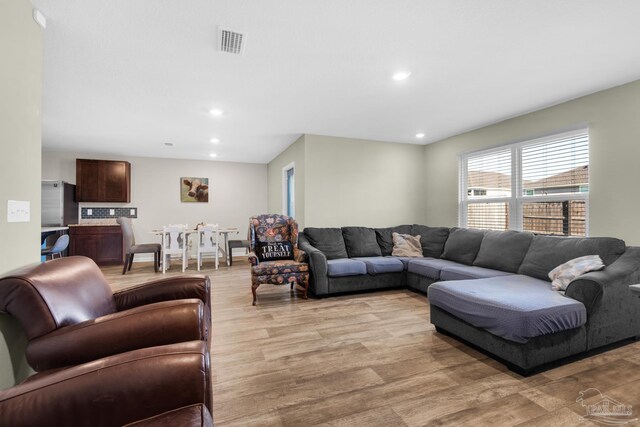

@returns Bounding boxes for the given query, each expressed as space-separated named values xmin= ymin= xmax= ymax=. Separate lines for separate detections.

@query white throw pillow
xmin=548 ymin=255 xmax=605 ymax=291
xmin=391 ymin=232 xmax=423 ymax=257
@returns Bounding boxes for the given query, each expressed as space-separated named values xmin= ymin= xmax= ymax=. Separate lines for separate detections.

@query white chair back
xmin=196 ymin=223 xmax=219 ymax=270
xmin=161 ymin=224 xmax=188 ymax=273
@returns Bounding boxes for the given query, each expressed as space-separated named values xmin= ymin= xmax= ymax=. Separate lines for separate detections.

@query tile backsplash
xmin=81 ymin=207 xmax=138 ymax=219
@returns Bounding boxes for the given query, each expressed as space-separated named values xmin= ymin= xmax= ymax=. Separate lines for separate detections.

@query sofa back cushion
xmin=303 ymin=228 xmax=349 ymax=260
xmin=441 ymin=227 xmax=486 ymax=265
xmin=518 ymin=235 xmax=626 ymax=281
xmin=375 ymin=225 xmax=412 ymax=256
xmin=411 ymin=225 xmax=450 ymax=258
xmin=473 ymin=230 xmax=534 ymax=273
xmin=342 ymin=227 xmax=382 ymax=258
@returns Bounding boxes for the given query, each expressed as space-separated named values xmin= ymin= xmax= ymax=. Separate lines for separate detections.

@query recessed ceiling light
xmin=415 ymin=133 xmax=425 ymax=138
xmin=210 ymin=138 xmax=220 ymax=144
xmin=393 ymin=71 xmax=411 ymax=81
xmin=209 ymin=109 xmax=224 ymax=116
xmin=164 ymin=142 xmax=174 ymax=147
xmin=209 ymin=153 xmax=218 ymax=158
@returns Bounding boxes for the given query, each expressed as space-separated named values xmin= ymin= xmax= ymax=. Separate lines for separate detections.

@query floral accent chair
xmin=248 ymin=214 xmax=309 ymax=306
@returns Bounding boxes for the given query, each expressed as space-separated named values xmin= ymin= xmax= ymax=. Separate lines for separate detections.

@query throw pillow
xmin=391 ymin=233 xmax=422 ymax=257
xmin=256 ymin=241 xmax=294 ymax=262
xmin=548 ymin=255 xmax=604 ymax=291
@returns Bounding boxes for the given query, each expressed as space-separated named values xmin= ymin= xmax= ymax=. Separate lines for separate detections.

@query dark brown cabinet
xmin=76 ymin=159 xmax=131 ymax=202
xmin=69 ymin=225 xmax=123 ymax=265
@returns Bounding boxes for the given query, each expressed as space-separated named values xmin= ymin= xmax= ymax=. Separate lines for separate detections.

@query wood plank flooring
xmin=102 ymin=259 xmax=640 ymax=426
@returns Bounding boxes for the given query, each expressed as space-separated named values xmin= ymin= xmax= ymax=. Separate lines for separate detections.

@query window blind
xmin=459 ymin=129 xmax=589 ymax=236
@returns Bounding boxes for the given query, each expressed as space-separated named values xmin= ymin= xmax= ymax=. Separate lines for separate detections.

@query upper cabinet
xmin=76 ymin=159 xmax=131 ymax=202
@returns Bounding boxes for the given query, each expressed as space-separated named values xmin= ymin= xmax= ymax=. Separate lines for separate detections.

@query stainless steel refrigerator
xmin=41 ymin=180 xmax=79 ymax=226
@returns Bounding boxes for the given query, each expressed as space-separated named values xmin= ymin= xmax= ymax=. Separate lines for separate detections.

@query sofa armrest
xmin=0 ymin=341 xmax=211 ymax=427
xmin=26 ymin=299 xmax=207 ymax=371
xmin=113 ymin=275 xmax=210 ymax=311
xmin=566 ymin=247 xmax=640 ymax=348
xmin=298 ymin=234 xmax=328 ymax=296
xmin=566 ymin=247 xmax=640 ymax=313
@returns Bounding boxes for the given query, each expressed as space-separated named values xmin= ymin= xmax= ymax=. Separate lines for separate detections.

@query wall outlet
xmin=130 ymin=208 xmax=136 ymax=216
xmin=87 ymin=209 xmax=92 ymax=216
xmin=109 ymin=209 xmax=115 ymax=216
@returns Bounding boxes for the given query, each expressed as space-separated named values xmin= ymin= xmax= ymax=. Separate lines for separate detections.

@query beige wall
xmin=303 ymin=135 xmax=425 ymax=228
xmin=423 ymin=79 xmax=640 ymax=245
xmin=42 ymin=151 xmax=268 ymax=258
xmin=0 ymin=0 xmax=43 ymax=388
xmin=267 ymin=135 xmax=306 ymax=227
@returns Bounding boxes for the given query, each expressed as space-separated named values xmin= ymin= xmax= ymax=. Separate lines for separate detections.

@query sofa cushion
xmin=473 ymin=230 xmax=533 ymax=273
xmin=342 ymin=227 xmax=382 ymax=258
xmin=439 ymin=265 xmax=514 ymax=281
xmin=391 ymin=233 xmax=422 ymax=257
xmin=411 ymin=225 xmax=450 ymax=258
xmin=518 ymin=235 xmax=626 ymax=281
xmin=326 ymin=259 xmax=367 ymax=277
xmin=353 ymin=257 xmax=404 ymax=275
xmin=390 ymin=256 xmax=422 ymax=269
xmin=375 ymin=225 xmax=412 ymax=256
xmin=303 ymin=228 xmax=349 ymax=260
xmin=407 ymin=258 xmax=462 ymax=280
xmin=441 ymin=228 xmax=486 ymax=265
xmin=428 ymin=275 xmax=587 ymax=343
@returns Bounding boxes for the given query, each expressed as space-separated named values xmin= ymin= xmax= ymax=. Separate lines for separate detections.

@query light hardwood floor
xmin=102 ymin=259 xmax=640 ymax=427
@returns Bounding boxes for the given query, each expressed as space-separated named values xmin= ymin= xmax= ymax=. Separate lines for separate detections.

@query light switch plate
xmin=87 ymin=209 xmax=93 ymax=216
xmin=109 ymin=209 xmax=115 ymax=216
xmin=130 ymin=208 xmax=136 ymax=215
xmin=7 ymin=200 xmax=30 ymax=223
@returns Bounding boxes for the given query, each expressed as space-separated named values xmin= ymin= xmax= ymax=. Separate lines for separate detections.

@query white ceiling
xmin=32 ymin=0 xmax=640 ymax=164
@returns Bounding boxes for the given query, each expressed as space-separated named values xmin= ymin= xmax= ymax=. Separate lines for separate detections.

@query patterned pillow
xmin=391 ymin=233 xmax=423 ymax=257
xmin=256 ymin=241 xmax=294 ymax=262
xmin=548 ymin=255 xmax=604 ymax=291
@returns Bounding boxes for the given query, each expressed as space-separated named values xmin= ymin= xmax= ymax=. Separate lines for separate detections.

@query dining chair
xmin=41 ymin=234 xmax=69 ymax=260
xmin=162 ymin=224 xmax=188 ymax=273
xmin=117 ymin=217 xmax=161 ymax=274
xmin=196 ymin=224 xmax=219 ymax=271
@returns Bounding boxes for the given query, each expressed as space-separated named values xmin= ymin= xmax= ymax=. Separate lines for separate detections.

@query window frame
xmin=459 ymin=128 xmax=589 ymax=235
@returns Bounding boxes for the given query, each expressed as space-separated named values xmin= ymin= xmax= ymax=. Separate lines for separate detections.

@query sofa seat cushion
xmin=406 ymin=258 xmax=462 ymax=280
xmin=439 ymin=265 xmax=514 ymax=281
xmin=427 ymin=275 xmax=587 ymax=343
xmin=251 ymin=260 xmax=309 ymax=276
xmin=326 ymin=259 xmax=368 ymax=277
xmin=389 ymin=256 xmax=423 ymax=269
xmin=353 ymin=257 xmax=404 ymax=275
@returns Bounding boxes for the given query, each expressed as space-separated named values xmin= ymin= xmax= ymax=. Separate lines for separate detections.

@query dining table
xmin=150 ymin=227 xmax=239 ymax=268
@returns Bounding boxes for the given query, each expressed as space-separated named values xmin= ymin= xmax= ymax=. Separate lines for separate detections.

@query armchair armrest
xmin=297 ymin=234 xmax=328 ymax=296
xmin=0 ymin=341 xmax=211 ymax=427
xmin=113 ymin=275 xmax=210 ymax=311
xmin=295 ymin=248 xmax=308 ymax=263
xmin=26 ymin=299 xmax=207 ymax=371
xmin=248 ymin=251 xmax=259 ymax=266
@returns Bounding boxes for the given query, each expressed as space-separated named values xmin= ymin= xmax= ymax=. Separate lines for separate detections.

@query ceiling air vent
xmin=218 ymin=27 xmax=245 ymax=55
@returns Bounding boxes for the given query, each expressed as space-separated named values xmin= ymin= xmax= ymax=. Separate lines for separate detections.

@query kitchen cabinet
xmin=76 ymin=159 xmax=131 ymax=202
xmin=69 ymin=225 xmax=123 ymax=265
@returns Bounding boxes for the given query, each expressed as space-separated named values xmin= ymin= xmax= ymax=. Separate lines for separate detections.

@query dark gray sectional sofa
xmin=298 ymin=225 xmax=640 ymax=374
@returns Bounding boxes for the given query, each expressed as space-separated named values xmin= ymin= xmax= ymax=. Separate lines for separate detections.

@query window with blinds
xmin=459 ymin=129 xmax=589 ymax=236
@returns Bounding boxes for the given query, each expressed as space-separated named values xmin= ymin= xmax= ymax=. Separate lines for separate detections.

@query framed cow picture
xmin=181 ymin=177 xmax=209 ymax=203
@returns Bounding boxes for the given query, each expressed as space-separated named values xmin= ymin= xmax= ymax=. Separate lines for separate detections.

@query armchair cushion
xmin=0 ymin=341 xmax=211 ymax=427
xmin=26 ymin=299 xmax=207 ymax=371
xmin=251 ymin=260 xmax=309 ymax=276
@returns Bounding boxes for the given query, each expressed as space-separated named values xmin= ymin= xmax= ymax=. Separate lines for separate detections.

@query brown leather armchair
xmin=0 ymin=341 xmax=213 ymax=427
xmin=0 ymin=256 xmax=211 ymax=371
